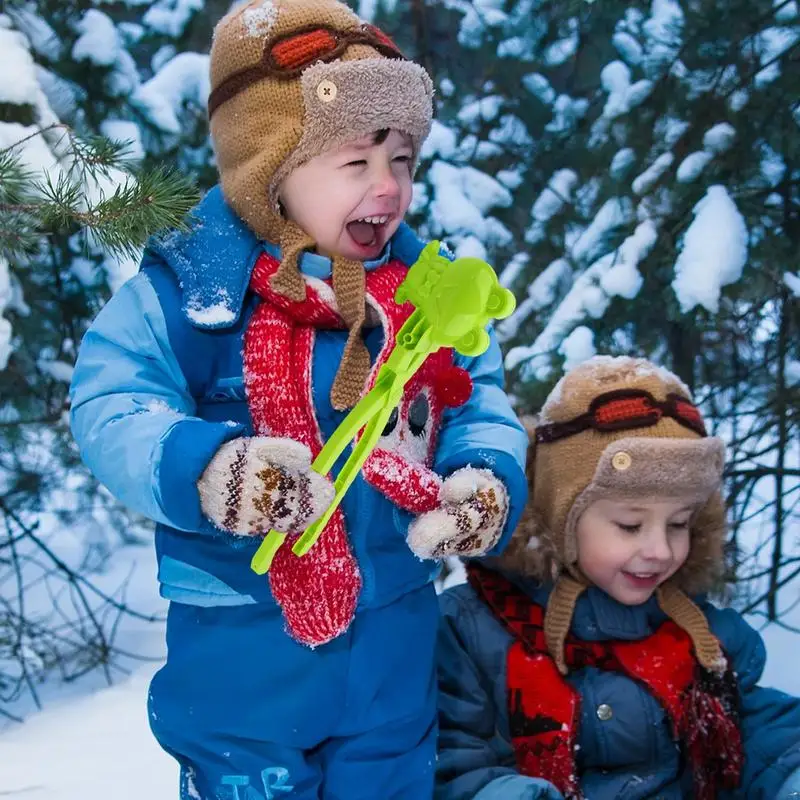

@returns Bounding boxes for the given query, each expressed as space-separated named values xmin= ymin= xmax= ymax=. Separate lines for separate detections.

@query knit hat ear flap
xmin=656 ymin=582 xmax=725 ymax=674
xmin=544 ymin=574 xmax=587 ymax=675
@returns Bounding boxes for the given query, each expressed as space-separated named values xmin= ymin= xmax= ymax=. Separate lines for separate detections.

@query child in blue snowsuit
xmin=436 ymin=356 xmax=800 ymax=800
xmin=68 ymin=1 xmax=527 ymax=798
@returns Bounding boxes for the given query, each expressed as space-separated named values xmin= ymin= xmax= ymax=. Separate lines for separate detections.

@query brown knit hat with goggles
xmin=498 ymin=356 xmax=729 ymax=675
xmin=208 ymin=0 xmax=434 ymax=409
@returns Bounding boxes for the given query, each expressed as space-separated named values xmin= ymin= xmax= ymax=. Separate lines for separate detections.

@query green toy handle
xmin=250 ymin=530 xmax=287 ymax=575
xmin=251 ymin=387 xmax=391 ymax=574
xmin=250 ymin=242 xmax=515 ymax=575
xmin=250 ymin=360 xmax=414 ymax=575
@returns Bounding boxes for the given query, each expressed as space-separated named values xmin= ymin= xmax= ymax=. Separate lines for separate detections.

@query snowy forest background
xmin=0 ymin=0 xmax=798 ymax=740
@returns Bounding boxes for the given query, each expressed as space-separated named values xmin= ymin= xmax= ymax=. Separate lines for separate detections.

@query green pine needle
xmin=66 ymin=132 xmax=138 ymax=182
xmin=75 ymin=167 xmax=200 ymax=256
xmin=0 ymin=125 xmax=200 ymax=260
xmin=0 ymin=151 xmax=35 ymax=206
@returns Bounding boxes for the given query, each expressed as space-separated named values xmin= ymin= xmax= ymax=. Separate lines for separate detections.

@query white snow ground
xmin=0 ymin=545 xmax=173 ymax=799
xmin=0 ymin=662 xmax=176 ymax=799
xmin=0 ymin=557 xmax=798 ymax=799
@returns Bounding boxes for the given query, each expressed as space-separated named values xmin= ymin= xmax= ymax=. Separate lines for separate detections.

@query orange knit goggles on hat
xmin=535 ymin=388 xmax=708 ymax=444
xmin=208 ymin=23 xmax=406 ymax=117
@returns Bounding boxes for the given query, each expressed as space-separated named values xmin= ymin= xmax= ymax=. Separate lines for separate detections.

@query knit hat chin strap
xmin=330 ymin=253 xmax=370 ymax=410
xmin=656 ymin=582 xmax=725 ymax=674
xmin=544 ymin=573 xmax=587 ymax=675
xmin=270 ymin=219 xmax=370 ymax=410
xmin=543 ymin=573 xmax=725 ymax=676
xmin=271 ymin=220 xmax=313 ymax=302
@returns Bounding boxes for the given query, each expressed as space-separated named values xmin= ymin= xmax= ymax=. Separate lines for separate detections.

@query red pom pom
xmin=435 ymin=366 xmax=473 ymax=408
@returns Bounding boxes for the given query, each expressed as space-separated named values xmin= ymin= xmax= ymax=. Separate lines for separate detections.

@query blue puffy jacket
xmin=69 ymin=186 xmax=528 ymax=611
xmin=436 ymin=570 xmax=800 ymax=799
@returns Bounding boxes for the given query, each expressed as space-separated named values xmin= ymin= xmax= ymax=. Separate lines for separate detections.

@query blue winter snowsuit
xmin=435 ymin=570 xmax=800 ymax=800
xmin=68 ymin=187 xmax=528 ymax=800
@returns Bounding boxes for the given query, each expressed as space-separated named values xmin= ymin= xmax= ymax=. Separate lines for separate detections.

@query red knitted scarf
xmin=468 ymin=564 xmax=743 ymax=800
xmin=244 ymin=252 xmax=471 ymax=646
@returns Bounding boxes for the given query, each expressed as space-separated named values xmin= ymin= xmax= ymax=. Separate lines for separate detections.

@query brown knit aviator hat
xmin=209 ymin=0 xmax=434 ymax=409
xmin=498 ymin=356 xmax=729 ymax=675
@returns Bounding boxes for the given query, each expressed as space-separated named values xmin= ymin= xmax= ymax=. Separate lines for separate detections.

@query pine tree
xmin=375 ymin=0 xmax=799 ymax=612
xmin=0 ymin=5 xmax=198 ymax=718
xmin=3 ymin=0 xmax=796 ymax=714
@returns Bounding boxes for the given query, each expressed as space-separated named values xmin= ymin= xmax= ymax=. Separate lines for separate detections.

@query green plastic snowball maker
xmin=250 ymin=241 xmax=516 ymax=575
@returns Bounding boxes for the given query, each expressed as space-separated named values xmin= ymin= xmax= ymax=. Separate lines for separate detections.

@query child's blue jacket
xmin=69 ymin=186 xmax=528 ymax=611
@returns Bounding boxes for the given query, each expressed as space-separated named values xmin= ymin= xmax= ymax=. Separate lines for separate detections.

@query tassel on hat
xmin=269 ymin=222 xmax=373 ymax=410
xmin=542 ymin=575 xmax=726 ymax=676
xmin=271 ymin=224 xmax=372 ymax=409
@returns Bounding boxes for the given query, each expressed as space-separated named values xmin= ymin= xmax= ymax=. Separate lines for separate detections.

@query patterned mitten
xmin=407 ymin=466 xmax=509 ymax=559
xmin=197 ymin=436 xmax=334 ymax=536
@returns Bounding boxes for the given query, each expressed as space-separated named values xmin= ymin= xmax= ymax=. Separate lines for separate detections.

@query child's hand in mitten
xmin=197 ymin=437 xmax=334 ymax=536
xmin=406 ymin=466 xmax=508 ymax=559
